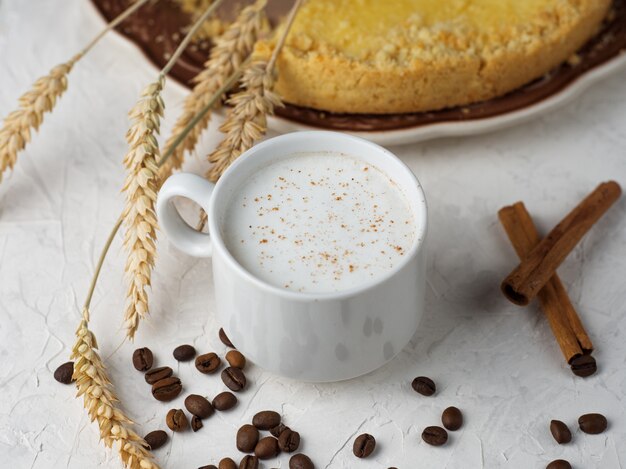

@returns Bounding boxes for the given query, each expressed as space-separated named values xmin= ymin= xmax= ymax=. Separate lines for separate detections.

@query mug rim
xmin=207 ymin=131 xmax=428 ymax=301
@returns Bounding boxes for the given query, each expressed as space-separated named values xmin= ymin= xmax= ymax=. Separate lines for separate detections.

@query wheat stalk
xmin=198 ymin=0 xmax=303 ymax=229
xmin=159 ymin=0 xmax=267 ymax=181
xmin=121 ymin=0 xmax=226 ymax=340
xmin=0 ymin=60 xmax=74 ymax=181
xmin=69 ymin=64 xmax=245 ymax=469
xmin=204 ymin=0 xmax=303 ymax=185
xmin=205 ymin=62 xmax=282 ymax=183
xmin=0 ymin=0 xmax=152 ymax=183
xmin=66 ymin=0 xmax=235 ymax=466
xmin=72 ymin=309 xmax=159 ymax=469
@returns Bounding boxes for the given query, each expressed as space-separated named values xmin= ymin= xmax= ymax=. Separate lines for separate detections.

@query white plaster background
xmin=1 ymin=1 xmax=625 ymax=468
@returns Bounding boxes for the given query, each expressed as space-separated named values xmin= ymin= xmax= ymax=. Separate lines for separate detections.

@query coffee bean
xmin=278 ymin=428 xmax=300 ymax=453
xmin=422 ymin=426 xmax=448 ymax=446
xmin=152 ymin=377 xmax=182 ymax=401
xmin=252 ymin=410 xmax=281 ymax=430
xmin=166 ymin=409 xmax=188 ymax=432
xmin=239 ymin=455 xmax=259 ymax=469
xmin=412 ymin=376 xmax=436 ymax=396
xmin=254 ymin=436 xmax=280 ymax=459
xmin=570 ymin=354 xmax=597 ymax=377
xmin=218 ymin=458 xmax=238 ymax=469
xmin=353 ymin=433 xmax=376 ymax=458
xmin=237 ymin=424 xmax=259 ymax=452
xmin=219 ymin=328 xmax=234 ymax=348
xmin=546 ymin=459 xmax=572 ymax=469
xmin=195 ymin=352 xmax=221 ymax=374
xmin=198 ymin=466 xmax=217 ymax=469
xmin=145 ymin=366 xmax=173 ymax=384
xmin=213 ymin=391 xmax=238 ymax=411
xmin=549 ymin=420 xmax=572 ymax=444
xmin=191 ymin=415 xmax=203 ymax=432
xmin=442 ymin=406 xmax=463 ymax=431
xmin=578 ymin=413 xmax=608 ymax=434
xmin=132 ymin=348 xmax=154 ymax=371
xmin=226 ymin=350 xmax=246 ymax=369
xmin=53 ymin=361 xmax=74 ymax=384
xmin=222 ymin=367 xmax=247 ymax=392
xmin=173 ymin=344 xmax=196 ymax=362
xmin=289 ymin=453 xmax=314 ymax=469
xmin=185 ymin=394 xmax=214 ymax=419
xmin=144 ymin=430 xmax=168 ymax=450
xmin=270 ymin=423 xmax=289 ymax=437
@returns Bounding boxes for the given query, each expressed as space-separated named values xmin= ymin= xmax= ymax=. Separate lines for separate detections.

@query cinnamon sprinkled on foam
xmin=222 ymin=152 xmax=416 ymax=293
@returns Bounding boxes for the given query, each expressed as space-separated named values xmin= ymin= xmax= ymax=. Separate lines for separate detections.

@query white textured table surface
xmin=1 ymin=1 xmax=625 ymax=468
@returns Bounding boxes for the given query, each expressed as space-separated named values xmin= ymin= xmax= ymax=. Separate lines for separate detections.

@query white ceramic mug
xmin=156 ymin=131 xmax=427 ymax=382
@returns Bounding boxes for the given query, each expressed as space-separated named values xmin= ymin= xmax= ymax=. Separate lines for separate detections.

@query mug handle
xmin=156 ymin=173 xmax=215 ymax=258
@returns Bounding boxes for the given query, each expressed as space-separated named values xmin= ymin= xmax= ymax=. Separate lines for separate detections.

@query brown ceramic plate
xmin=90 ymin=0 xmax=626 ymax=144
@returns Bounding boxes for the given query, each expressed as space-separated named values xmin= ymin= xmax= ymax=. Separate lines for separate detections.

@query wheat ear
xmin=205 ymin=0 xmax=303 ymax=184
xmin=122 ymin=0 xmax=225 ymax=340
xmin=0 ymin=60 xmax=74 ymax=181
xmin=121 ymin=76 xmax=164 ymax=340
xmin=204 ymin=62 xmax=282 ymax=183
xmin=159 ymin=0 xmax=267 ymax=181
xmin=0 ymin=0 xmax=152 ymax=183
xmin=72 ymin=309 xmax=159 ymax=469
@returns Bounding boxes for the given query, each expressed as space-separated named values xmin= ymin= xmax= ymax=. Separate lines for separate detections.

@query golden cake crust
xmin=256 ymin=0 xmax=612 ymax=114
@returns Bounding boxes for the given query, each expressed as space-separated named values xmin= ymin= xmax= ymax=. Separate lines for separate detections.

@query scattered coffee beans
xmin=289 ymin=453 xmax=314 ymax=469
xmin=166 ymin=409 xmax=188 ymax=432
xmin=412 ymin=376 xmax=436 ymax=396
xmin=173 ymin=344 xmax=196 ymax=362
xmin=213 ymin=391 xmax=238 ymax=411
xmin=254 ymin=436 xmax=280 ymax=459
xmin=195 ymin=352 xmax=222 ymax=374
xmin=252 ymin=410 xmax=281 ymax=430
xmin=185 ymin=394 xmax=214 ymax=419
xmin=353 ymin=433 xmax=376 ymax=458
xmin=270 ymin=423 xmax=288 ymax=437
xmin=549 ymin=420 xmax=572 ymax=444
xmin=546 ymin=459 xmax=572 ymax=469
xmin=442 ymin=406 xmax=463 ymax=431
xmin=53 ymin=361 xmax=74 ymax=384
xmin=198 ymin=465 xmax=217 ymax=469
xmin=278 ymin=428 xmax=300 ymax=453
xmin=152 ymin=377 xmax=183 ymax=401
xmin=191 ymin=415 xmax=203 ymax=432
xmin=222 ymin=367 xmax=247 ymax=392
xmin=226 ymin=350 xmax=246 ymax=369
xmin=422 ymin=426 xmax=448 ymax=446
xmin=132 ymin=348 xmax=154 ymax=371
xmin=570 ymin=354 xmax=597 ymax=377
xmin=218 ymin=458 xmax=237 ymax=469
xmin=239 ymin=455 xmax=259 ymax=469
xmin=578 ymin=413 xmax=607 ymax=434
xmin=145 ymin=366 xmax=173 ymax=385
xmin=237 ymin=424 xmax=260 ymax=453
xmin=144 ymin=430 xmax=168 ymax=450
xmin=219 ymin=328 xmax=234 ymax=348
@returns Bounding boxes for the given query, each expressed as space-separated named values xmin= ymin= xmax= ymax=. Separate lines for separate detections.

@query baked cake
xmin=256 ymin=0 xmax=612 ymax=114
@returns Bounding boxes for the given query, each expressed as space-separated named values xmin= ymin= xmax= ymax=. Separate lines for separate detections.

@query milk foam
xmin=222 ymin=152 xmax=416 ymax=293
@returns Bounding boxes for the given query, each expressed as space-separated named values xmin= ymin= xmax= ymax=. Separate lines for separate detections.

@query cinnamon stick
xmin=501 ymin=181 xmax=621 ymax=306
xmin=499 ymin=202 xmax=593 ymax=365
